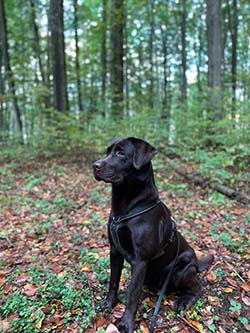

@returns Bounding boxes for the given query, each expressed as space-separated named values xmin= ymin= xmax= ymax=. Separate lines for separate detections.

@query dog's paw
xmin=117 ymin=321 xmax=134 ymax=333
xmin=99 ymin=297 xmax=118 ymax=312
xmin=174 ymin=295 xmax=197 ymax=312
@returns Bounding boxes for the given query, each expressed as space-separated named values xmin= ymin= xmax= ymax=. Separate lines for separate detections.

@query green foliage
xmin=229 ymin=300 xmax=242 ymax=312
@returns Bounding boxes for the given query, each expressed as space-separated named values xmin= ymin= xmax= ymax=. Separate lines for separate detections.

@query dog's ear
xmin=128 ymin=137 xmax=157 ymax=170
xmin=107 ymin=136 xmax=125 ymax=154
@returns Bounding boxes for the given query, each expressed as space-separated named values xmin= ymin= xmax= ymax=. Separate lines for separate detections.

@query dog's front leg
xmin=101 ymin=245 xmax=124 ymax=311
xmin=118 ymin=261 xmax=147 ymax=333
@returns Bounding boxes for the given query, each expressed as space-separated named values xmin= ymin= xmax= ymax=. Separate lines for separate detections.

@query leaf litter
xmin=0 ymin=155 xmax=249 ymax=333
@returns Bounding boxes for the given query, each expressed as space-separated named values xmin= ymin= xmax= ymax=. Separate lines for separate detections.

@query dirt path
xmin=0 ymin=157 xmax=249 ymax=333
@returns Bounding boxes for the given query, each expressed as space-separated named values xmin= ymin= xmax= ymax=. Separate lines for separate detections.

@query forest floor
xmin=0 ymin=152 xmax=249 ymax=333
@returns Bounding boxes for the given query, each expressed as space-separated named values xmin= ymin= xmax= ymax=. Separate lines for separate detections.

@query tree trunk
xmin=196 ymin=2 xmax=204 ymax=94
xmin=29 ymin=0 xmax=50 ymax=110
xmin=110 ymin=0 xmax=124 ymax=117
xmin=226 ymin=0 xmax=238 ymax=116
xmin=206 ymin=0 xmax=222 ymax=120
xmin=0 ymin=50 xmax=3 ymax=135
xmin=161 ymin=26 xmax=170 ymax=120
xmin=49 ymin=0 xmax=68 ymax=112
xmin=124 ymin=1 xmax=129 ymax=115
xmin=180 ymin=0 xmax=187 ymax=110
xmin=73 ymin=0 xmax=83 ymax=114
xmin=0 ymin=0 xmax=23 ymax=135
xmin=101 ymin=0 xmax=107 ymax=117
xmin=147 ymin=0 xmax=155 ymax=110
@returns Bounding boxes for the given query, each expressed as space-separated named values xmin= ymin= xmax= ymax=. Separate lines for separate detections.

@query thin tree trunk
xmin=206 ymin=0 xmax=222 ymax=120
xmin=0 ymin=0 xmax=23 ymax=135
xmin=73 ymin=0 xmax=83 ymax=113
xmin=49 ymin=0 xmax=68 ymax=112
xmin=101 ymin=0 xmax=107 ymax=117
xmin=161 ymin=27 xmax=169 ymax=118
xmin=147 ymin=0 xmax=155 ymax=110
xmin=197 ymin=13 xmax=203 ymax=94
xmin=110 ymin=0 xmax=124 ymax=117
xmin=0 ymin=50 xmax=3 ymax=136
xmin=180 ymin=0 xmax=187 ymax=109
xmin=226 ymin=0 xmax=238 ymax=116
xmin=29 ymin=0 xmax=50 ymax=110
xmin=124 ymin=1 xmax=129 ymax=114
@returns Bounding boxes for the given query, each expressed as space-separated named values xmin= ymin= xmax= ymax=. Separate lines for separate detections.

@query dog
xmin=93 ymin=137 xmax=213 ymax=333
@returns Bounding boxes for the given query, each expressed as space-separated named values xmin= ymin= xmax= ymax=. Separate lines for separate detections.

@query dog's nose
xmin=93 ymin=161 xmax=101 ymax=171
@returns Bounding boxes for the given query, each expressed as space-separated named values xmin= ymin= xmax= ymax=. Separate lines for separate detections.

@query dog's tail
xmin=198 ymin=254 xmax=214 ymax=272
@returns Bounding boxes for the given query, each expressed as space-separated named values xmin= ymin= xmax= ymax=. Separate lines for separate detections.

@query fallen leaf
xmin=206 ymin=271 xmax=218 ymax=284
xmin=241 ymin=281 xmax=250 ymax=292
xmin=242 ymin=295 xmax=250 ymax=306
xmin=218 ymin=327 xmax=227 ymax=333
xmin=0 ymin=278 xmax=6 ymax=288
xmin=106 ymin=323 xmax=120 ymax=333
xmin=16 ymin=274 xmax=32 ymax=285
xmin=226 ymin=277 xmax=237 ymax=288
xmin=113 ymin=304 xmax=125 ymax=319
xmin=23 ymin=284 xmax=37 ymax=297
xmin=222 ymin=287 xmax=233 ymax=293
xmin=189 ymin=320 xmax=203 ymax=332
xmin=207 ymin=295 xmax=220 ymax=305
xmin=140 ymin=324 xmax=149 ymax=333
xmin=0 ymin=320 xmax=9 ymax=332
xmin=0 ymin=271 xmax=7 ymax=278
xmin=35 ymin=314 xmax=45 ymax=329
xmin=82 ymin=266 xmax=91 ymax=272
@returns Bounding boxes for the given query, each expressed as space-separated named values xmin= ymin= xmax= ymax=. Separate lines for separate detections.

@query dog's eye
xmin=115 ymin=150 xmax=124 ymax=157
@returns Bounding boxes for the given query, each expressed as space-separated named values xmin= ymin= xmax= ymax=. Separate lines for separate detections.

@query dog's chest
xmin=109 ymin=218 xmax=135 ymax=260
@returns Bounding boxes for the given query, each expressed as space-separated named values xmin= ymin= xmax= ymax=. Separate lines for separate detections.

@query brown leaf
xmin=139 ymin=324 xmax=149 ymax=333
xmin=106 ymin=323 xmax=120 ymax=333
xmin=0 ymin=271 xmax=7 ymax=278
xmin=241 ymin=281 xmax=250 ymax=292
xmin=226 ymin=277 xmax=238 ymax=288
xmin=222 ymin=287 xmax=233 ymax=293
xmin=0 ymin=277 xmax=6 ymax=288
xmin=206 ymin=271 xmax=218 ymax=284
xmin=113 ymin=304 xmax=125 ymax=319
xmin=188 ymin=320 xmax=203 ymax=332
xmin=16 ymin=274 xmax=32 ymax=285
xmin=0 ymin=321 xmax=9 ymax=332
xmin=23 ymin=284 xmax=37 ymax=297
xmin=207 ymin=295 xmax=220 ymax=305
xmin=242 ymin=295 xmax=250 ymax=306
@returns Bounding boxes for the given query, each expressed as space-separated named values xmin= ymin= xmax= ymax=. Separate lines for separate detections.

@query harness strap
xmin=110 ymin=199 xmax=161 ymax=253
xmin=150 ymin=230 xmax=180 ymax=333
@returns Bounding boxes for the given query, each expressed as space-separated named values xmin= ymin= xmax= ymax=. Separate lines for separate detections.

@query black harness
xmin=109 ymin=199 xmax=180 ymax=332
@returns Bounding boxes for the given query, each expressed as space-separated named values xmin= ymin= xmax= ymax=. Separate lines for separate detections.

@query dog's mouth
xmin=93 ymin=169 xmax=123 ymax=184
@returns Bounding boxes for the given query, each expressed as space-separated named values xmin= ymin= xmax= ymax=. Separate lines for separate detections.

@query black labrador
xmin=93 ymin=137 xmax=213 ymax=333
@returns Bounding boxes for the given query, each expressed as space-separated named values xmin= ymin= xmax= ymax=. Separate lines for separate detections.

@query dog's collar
xmin=111 ymin=198 xmax=162 ymax=225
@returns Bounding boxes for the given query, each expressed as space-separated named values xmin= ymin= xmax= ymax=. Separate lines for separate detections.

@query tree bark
xmin=147 ymin=0 xmax=155 ymax=110
xmin=29 ymin=0 xmax=50 ymax=110
xmin=226 ymin=0 xmax=238 ymax=116
xmin=110 ymin=0 xmax=124 ymax=117
xmin=73 ymin=0 xmax=83 ymax=113
xmin=0 ymin=0 xmax=23 ymax=135
xmin=49 ymin=0 xmax=68 ymax=112
xmin=180 ymin=0 xmax=187 ymax=110
xmin=0 ymin=49 xmax=3 ymax=135
xmin=206 ymin=0 xmax=222 ymax=120
xmin=101 ymin=0 xmax=107 ymax=116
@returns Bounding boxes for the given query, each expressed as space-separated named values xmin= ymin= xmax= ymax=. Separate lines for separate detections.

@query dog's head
xmin=93 ymin=137 xmax=156 ymax=184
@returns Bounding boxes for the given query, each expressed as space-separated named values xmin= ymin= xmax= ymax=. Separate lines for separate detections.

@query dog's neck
xmin=111 ymin=164 xmax=158 ymax=215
